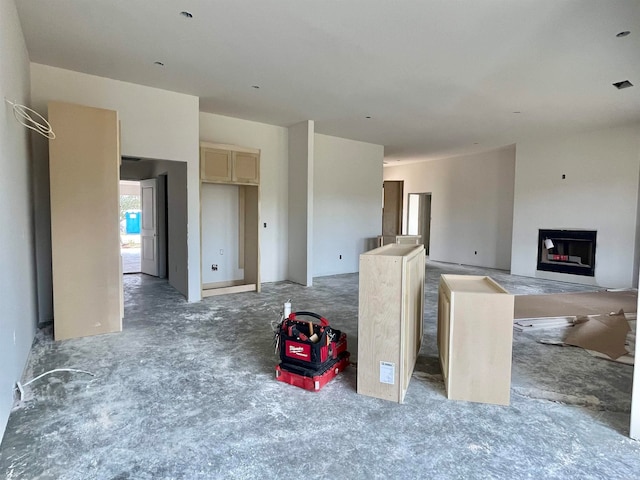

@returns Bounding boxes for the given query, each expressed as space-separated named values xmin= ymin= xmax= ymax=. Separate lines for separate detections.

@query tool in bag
xmin=274 ymin=307 xmax=349 ymax=391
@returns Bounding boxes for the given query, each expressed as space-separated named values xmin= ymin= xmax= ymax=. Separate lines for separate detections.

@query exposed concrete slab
xmin=121 ymin=247 xmax=140 ymax=274
xmin=1 ymin=261 xmax=639 ymax=479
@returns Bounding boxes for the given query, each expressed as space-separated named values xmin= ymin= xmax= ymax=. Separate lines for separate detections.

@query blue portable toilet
xmin=125 ymin=210 xmax=141 ymax=234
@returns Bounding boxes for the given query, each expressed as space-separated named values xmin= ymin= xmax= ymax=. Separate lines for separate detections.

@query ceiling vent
xmin=121 ymin=156 xmax=141 ymax=162
xmin=613 ymin=80 xmax=633 ymax=89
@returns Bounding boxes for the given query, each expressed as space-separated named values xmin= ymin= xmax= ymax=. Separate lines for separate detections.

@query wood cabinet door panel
xmin=232 ymin=152 xmax=259 ymax=184
xmin=202 ymin=148 xmax=232 ymax=182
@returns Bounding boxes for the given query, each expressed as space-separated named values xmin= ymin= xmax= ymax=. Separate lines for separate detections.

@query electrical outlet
xmin=474 ymin=251 xmax=477 ymax=255
xmin=211 ymin=264 xmax=218 ymax=271
xmin=219 ymin=249 xmax=224 ymax=255
xmin=339 ymin=254 xmax=342 ymax=259
xmin=264 ymin=222 xmax=267 ymax=228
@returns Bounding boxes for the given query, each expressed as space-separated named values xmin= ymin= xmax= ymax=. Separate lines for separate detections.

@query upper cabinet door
xmin=232 ymin=152 xmax=260 ymax=184
xmin=201 ymin=147 xmax=232 ymax=182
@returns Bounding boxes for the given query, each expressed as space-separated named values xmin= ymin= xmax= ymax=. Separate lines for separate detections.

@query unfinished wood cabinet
xmin=232 ymin=151 xmax=260 ymax=184
xmin=201 ymin=142 xmax=259 ymax=185
xmin=200 ymin=142 xmax=260 ymax=297
xmin=358 ymin=243 xmax=425 ymax=403
xmin=438 ymin=275 xmax=514 ymax=405
xmin=48 ymin=101 xmax=122 ymax=341
xmin=377 ymin=235 xmax=422 ymax=247
xmin=201 ymin=146 xmax=232 ymax=182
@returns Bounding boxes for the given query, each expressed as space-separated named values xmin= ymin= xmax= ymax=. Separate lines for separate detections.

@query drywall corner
xmin=287 ymin=121 xmax=314 ymax=286
xmin=0 ymin=0 xmax=38 ymax=439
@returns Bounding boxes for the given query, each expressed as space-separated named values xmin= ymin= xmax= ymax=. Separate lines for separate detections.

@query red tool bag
xmin=278 ymin=311 xmax=348 ymax=371
xmin=275 ymin=353 xmax=350 ymax=392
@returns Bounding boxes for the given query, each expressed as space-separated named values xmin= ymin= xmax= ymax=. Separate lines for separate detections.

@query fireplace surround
xmin=537 ymin=229 xmax=596 ymax=277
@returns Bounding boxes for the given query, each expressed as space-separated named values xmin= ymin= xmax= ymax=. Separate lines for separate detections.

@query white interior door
xmin=141 ymin=178 xmax=158 ymax=276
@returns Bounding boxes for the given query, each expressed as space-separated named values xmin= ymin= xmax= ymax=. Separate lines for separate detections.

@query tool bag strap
xmin=287 ymin=311 xmax=330 ymax=327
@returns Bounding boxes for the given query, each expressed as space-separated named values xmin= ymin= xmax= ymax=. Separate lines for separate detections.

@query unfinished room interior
xmin=2 ymin=0 xmax=640 ymax=478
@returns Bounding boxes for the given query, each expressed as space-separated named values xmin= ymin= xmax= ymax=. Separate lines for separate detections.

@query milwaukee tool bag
xmin=279 ymin=311 xmax=347 ymax=370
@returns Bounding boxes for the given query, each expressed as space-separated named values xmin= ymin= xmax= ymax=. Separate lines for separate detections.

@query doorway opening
xmin=119 ymin=176 xmax=169 ymax=278
xmin=120 ymin=180 xmax=141 ymax=273
xmin=121 ymin=158 xmax=186 ymax=300
xmin=382 ymin=180 xmax=404 ymax=236
xmin=407 ymin=193 xmax=432 ymax=255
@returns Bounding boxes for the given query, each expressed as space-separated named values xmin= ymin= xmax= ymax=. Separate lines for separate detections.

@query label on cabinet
xmin=380 ymin=361 xmax=395 ymax=384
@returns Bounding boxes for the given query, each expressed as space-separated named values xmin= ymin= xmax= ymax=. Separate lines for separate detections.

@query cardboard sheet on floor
xmin=514 ymin=290 xmax=637 ymax=320
xmin=564 ymin=311 xmax=630 ymax=360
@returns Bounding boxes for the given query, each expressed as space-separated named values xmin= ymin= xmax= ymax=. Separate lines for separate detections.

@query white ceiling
xmin=15 ymin=0 xmax=640 ymax=163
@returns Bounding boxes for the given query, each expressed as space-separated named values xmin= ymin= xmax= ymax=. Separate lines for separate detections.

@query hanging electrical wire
xmin=4 ymin=98 xmax=55 ymax=139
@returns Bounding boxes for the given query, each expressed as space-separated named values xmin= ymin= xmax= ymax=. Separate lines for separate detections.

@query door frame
xmin=382 ymin=180 xmax=404 ymax=235
xmin=140 ymin=178 xmax=159 ymax=276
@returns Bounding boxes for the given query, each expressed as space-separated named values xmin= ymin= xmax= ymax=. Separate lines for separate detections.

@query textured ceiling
xmin=15 ymin=0 xmax=640 ymax=162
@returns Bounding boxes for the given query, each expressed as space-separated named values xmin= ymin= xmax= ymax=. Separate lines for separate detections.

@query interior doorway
xmin=382 ymin=180 xmax=404 ymax=235
xmin=121 ymin=157 xmax=186 ymax=298
xmin=120 ymin=174 xmax=168 ymax=278
xmin=408 ymin=193 xmax=432 ymax=255
xmin=120 ymin=180 xmax=141 ymax=273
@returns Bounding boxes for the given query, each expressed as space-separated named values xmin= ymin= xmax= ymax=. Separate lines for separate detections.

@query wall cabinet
xmin=437 ymin=275 xmax=514 ymax=405
xmin=357 ymin=244 xmax=425 ymax=403
xmin=201 ymin=143 xmax=259 ymax=185
xmin=200 ymin=142 xmax=261 ymax=297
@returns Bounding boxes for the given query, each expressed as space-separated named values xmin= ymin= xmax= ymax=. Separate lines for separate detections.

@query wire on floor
xmin=14 ymin=368 xmax=95 ymax=402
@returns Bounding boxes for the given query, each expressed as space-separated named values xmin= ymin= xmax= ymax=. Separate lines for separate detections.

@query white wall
xmin=200 ymin=184 xmax=244 ymax=284
xmin=313 ymin=134 xmax=384 ymax=276
xmin=30 ymin=63 xmax=201 ymax=318
xmin=288 ymin=121 xmax=314 ymax=285
xmin=633 ymin=163 xmax=640 ymax=287
xmin=384 ymin=145 xmax=516 ymax=270
xmin=0 ymin=0 xmax=38 ymax=439
xmin=148 ymin=160 xmax=188 ymax=295
xmin=199 ymin=112 xmax=288 ymax=283
xmin=511 ymin=125 xmax=640 ymax=288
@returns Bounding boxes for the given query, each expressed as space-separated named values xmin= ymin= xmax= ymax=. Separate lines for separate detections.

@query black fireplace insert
xmin=537 ymin=229 xmax=596 ymax=277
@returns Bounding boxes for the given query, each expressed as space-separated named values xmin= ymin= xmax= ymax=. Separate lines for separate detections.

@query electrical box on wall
xmin=199 ymin=141 xmax=261 ymax=297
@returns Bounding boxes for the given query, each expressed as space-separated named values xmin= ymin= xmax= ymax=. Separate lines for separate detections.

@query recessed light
xmin=613 ymin=80 xmax=633 ymax=89
xmin=154 ymin=61 xmax=165 ymax=66
xmin=180 ymin=11 xmax=193 ymax=18
xmin=616 ymin=31 xmax=630 ymax=38
xmin=251 ymin=85 xmax=260 ymax=89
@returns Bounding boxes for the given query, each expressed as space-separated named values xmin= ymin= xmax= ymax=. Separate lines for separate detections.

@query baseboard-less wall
xmin=30 ymin=63 xmax=201 ymax=310
xmin=201 ymin=184 xmax=244 ymax=284
xmin=384 ymin=145 xmax=516 ymax=270
xmin=314 ymin=134 xmax=383 ymax=276
xmin=0 ymin=0 xmax=38 ymax=439
xmin=199 ymin=112 xmax=288 ymax=283
xmin=148 ymin=160 xmax=188 ymax=296
xmin=287 ymin=121 xmax=314 ymax=285
xmin=511 ymin=124 xmax=640 ymax=288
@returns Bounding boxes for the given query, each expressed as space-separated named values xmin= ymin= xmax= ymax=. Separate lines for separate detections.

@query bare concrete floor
xmin=121 ymin=247 xmax=140 ymax=274
xmin=1 ymin=261 xmax=640 ymax=479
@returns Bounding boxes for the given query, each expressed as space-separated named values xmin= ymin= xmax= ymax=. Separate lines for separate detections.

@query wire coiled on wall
xmin=4 ymin=98 xmax=55 ymax=139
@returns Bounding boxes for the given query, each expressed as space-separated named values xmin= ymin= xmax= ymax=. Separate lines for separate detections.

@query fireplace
xmin=537 ymin=229 xmax=596 ymax=277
